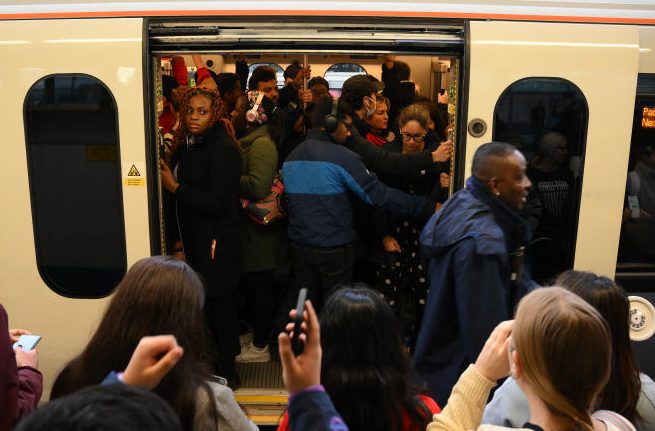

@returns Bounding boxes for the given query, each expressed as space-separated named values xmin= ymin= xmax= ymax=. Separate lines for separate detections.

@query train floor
xmin=235 ymin=357 xmax=287 ymax=426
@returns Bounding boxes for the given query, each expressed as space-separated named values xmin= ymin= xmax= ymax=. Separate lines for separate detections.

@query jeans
xmin=290 ymin=242 xmax=354 ymax=311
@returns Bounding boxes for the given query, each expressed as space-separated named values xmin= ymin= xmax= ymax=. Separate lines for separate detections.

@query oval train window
xmin=247 ymin=63 xmax=285 ymax=88
xmin=324 ymin=63 xmax=367 ymax=97
xmin=494 ymin=78 xmax=589 ymax=284
xmin=24 ymin=74 xmax=127 ymax=298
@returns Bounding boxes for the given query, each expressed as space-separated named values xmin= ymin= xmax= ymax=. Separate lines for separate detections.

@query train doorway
xmin=146 ymin=17 xmax=465 ymax=425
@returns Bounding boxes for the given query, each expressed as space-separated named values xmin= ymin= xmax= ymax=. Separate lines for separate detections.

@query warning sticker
xmin=124 ymin=162 xmax=146 ymax=187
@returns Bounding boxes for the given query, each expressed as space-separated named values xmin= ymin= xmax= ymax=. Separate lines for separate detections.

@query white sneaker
xmin=235 ymin=342 xmax=270 ymax=363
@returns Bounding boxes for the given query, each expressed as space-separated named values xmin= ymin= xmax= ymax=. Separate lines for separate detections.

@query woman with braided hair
xmin=160 ymin=86 xmax=243 ymax=388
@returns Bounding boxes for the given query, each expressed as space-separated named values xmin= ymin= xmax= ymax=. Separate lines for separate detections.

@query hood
xmin=420 ymin=188 xmax=506 ymax=259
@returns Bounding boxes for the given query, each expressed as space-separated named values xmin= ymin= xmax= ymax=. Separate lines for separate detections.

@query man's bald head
xmin=471 ymin=142 xmax=531 ymax=210
xmin=471 ymin=142 xmax=519 ymax=182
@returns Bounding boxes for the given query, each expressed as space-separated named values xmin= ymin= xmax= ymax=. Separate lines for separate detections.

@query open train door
xmin=464 ymin=21 xmax=654 ymax=370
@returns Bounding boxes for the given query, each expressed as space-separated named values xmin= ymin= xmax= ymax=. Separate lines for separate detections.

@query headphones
xmin=324 ymin=98 xmax=339 ymax=133
xmin=246 ymin=92 xmax=264 ymax=123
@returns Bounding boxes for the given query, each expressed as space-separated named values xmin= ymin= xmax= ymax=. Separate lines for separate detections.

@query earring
xmin=495 ymin=192 xmax=501 ymax=196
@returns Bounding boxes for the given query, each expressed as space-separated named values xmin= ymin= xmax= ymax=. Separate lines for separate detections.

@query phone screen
xmin=291 ymin=288 xmax=308 ymax=356
xmin=13 ymin=334 xmax=41 ymax=351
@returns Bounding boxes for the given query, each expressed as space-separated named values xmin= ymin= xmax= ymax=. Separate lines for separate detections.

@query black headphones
xmin=324 ymin=99 xmax=339 ymax=133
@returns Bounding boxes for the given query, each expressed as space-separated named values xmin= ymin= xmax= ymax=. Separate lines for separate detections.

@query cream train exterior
xmin=0 ymin=0 xmax=654 ymax=415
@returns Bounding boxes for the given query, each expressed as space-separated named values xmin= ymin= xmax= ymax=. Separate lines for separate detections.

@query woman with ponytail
xmin=429 ymin=287 xmax=637 ymax=431
xmin=160 ymin=86 xmax=243 ymax=388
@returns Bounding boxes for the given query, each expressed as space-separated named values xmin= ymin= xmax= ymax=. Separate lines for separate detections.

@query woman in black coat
xmin=160 ymin=86 xmax=242 ymax=387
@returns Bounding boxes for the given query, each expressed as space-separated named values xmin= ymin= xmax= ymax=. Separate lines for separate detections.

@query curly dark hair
xmin=171 ymin=86 xmax=237 ymax=154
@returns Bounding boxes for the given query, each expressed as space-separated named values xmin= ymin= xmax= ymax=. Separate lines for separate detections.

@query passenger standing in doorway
xmin=282 ymin=96 xmax=436 ymax=310
xmin=248 ymin=65 xmax=311 ymax=164
xmin=413 ymin=142 xmax=536 ymax=406
xmin=339 ymin=75 xmax=451 ymax=284
xmin=234 ymin=91 xmax=288 ymax=363
xmin=363 ymin=96 xmax=394 ymax=147
xmin=160 ymin=87 xmax=242 ymax=388
xmin=375 ymin=104 xmax=448 ymax=349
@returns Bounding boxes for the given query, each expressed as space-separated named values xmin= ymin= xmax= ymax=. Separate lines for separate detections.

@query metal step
xmin=235 ymin=359 xmax=288 ymax=426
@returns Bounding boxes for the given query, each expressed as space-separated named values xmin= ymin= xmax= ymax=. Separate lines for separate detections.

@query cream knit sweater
xmin=427 ymin=365 xmax=530 ymax=431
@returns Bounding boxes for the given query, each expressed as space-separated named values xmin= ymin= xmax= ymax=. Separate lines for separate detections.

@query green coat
xmin=239 ymin=125 xmax=288 ymax=273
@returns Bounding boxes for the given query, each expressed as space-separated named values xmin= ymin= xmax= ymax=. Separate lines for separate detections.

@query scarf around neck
xmin=466 ymin=176 xmax=530 ymax=256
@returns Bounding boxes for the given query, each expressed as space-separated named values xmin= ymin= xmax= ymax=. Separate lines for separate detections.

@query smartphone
xmin=13 ymin=334 xmax=41 ymax=351
xmin=291 ymin=288 xmax=308 ymax=356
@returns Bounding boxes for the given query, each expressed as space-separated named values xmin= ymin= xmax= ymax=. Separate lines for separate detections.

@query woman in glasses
xmin=374 ymin=104 xmax=450 ymax=349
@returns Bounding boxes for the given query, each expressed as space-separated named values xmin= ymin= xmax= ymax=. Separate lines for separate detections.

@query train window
xmin=24 ymin=74 xmax=127 ymax=298
xmin=494 ymin=78 xmax=588 ymax=284
xmin=247 ymin=63 xmax=285 ymax=88
xmin=616 ymin=74 xmax=655 ymax=274
xmin=324 ymin=63 xmax=367 ymax=97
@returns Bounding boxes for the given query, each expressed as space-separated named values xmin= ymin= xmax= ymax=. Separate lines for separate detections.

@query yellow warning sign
xmin=124 ymin=162 xmax=146 ymax=187
xmin=127 ymin=164 xmax=141 ymax=176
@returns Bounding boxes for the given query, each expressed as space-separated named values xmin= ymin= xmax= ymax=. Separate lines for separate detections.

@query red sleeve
xmin=196 ymin=67 xmax=212 ymax=86
xmin=418 ymin=394 xmax=441 ymax=414
xmin=0 ymin=305 xmax=17 ymax=431
xmin=14 ymin=367 xmax=43 ymax=420
xmin=171 ymin=56 xmax=188 ymax=86
xmin=276 ymin=410 xmax=289 ymax=431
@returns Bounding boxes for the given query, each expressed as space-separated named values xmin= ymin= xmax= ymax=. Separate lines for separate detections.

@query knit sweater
xmin=430 ymin=365 xmax=637 ymax=431
xmin=428 ymin=365 xmax=500 ymax=431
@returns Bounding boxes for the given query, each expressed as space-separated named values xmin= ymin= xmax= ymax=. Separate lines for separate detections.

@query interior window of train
xmin=616 ymin=74 xmax=655 ymax=273
xmin=24 ymin=74 xmax=127 ymax=298
xmin=493 ymin=78 xmax=588 ymax=284
xmin=247 ymin=63 xmax=285 ymax=88
xmin=323 ymin=63 xmax=367 ymax=97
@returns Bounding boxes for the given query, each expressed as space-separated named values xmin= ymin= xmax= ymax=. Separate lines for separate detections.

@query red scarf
xmin=366 ymin=132 xmax=387 ymax=147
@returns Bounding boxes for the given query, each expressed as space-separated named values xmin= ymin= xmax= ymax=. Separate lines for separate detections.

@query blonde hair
xmin=513 ymin=287 xmax=611 ymax=431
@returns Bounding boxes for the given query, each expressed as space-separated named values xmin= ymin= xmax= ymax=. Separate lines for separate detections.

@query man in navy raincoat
xmin=413 ymin=142 xmax=537 ymax=406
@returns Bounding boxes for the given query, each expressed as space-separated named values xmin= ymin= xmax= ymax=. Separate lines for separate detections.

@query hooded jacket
xmin=413 ymin=179 xmax=536 ymax=406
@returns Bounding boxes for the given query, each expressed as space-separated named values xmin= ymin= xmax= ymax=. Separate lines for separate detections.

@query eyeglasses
xmin=400 ymin=133 xmax=426 ymax=143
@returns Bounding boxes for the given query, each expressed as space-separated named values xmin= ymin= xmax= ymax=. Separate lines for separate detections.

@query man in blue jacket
xmin=413 ymin=142 xmax=537 ymax=406
xmin=282 ymin=96 xmax=435 ymax=309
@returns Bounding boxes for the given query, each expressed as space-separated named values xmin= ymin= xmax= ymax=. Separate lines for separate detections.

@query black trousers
xmin=290 ymin=242 xmax=355 ymax=311
xmin=239 ymin=270 xmax=279 ymax=347
xmin=204 ymin=292 xmax=240 ymax=381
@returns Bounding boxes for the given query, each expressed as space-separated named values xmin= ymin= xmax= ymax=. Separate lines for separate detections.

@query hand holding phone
xmin=13 ymin=334 xmax=41 ymax=351
xmin=291 ymin=288 xmax=308 ymax=356
xmin=278 ymin=298 xmax=322 ymax=395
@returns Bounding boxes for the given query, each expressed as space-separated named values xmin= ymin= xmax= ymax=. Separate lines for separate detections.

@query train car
xmin=1 ymin=0 xmax=655 ymax=424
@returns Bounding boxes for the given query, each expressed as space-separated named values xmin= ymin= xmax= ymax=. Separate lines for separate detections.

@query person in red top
xmin=277 ymin=285 xmax=439 ymax=431
xmin=364 ymin=96 xmax=395 ymax=147
xmin=0 ymin=304 xmax=43 ymax=431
